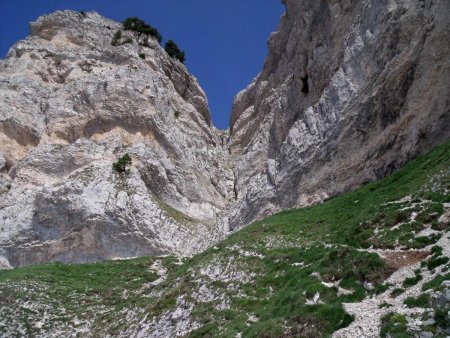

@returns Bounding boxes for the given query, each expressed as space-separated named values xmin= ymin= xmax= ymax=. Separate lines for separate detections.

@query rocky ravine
xmin=1 ymin=0 xmax=450 ymax=268
xmin=0 ymin=11 xmax=234 ymax=267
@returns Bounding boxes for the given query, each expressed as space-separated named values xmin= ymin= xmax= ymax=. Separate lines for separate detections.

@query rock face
xmin=0 ymin=11 xmax=233 ymax=266
xmin=1 ymin=1 xmax=450 ymax=267
xmin=228 ymin=0 xmax=450 ymax=229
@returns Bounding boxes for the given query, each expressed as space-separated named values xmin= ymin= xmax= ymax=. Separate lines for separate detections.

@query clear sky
xmin=0 ymin=0 xmax=285 ymax=129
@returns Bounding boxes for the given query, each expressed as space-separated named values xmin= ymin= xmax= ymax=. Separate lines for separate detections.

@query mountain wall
xmin=228 ymin=0 xmax=450 ymax=228
xmin=0 ymin=11 xmax=233 ymax=267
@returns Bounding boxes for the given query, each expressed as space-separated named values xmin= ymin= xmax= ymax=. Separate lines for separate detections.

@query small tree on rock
xmin=165 ymin=40 xmax=185 ymax=63
xmin=113 ymin=153 xmax=132 ymax=173
xmin=123 ymin=17 xmax=162 ymax=44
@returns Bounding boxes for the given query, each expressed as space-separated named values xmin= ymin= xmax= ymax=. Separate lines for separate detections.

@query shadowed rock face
xmin=0 ymin=11 xmax=234 ymax=266
xmin=1 ymin=1 xmax=449 ymax=267
xmin=228 ymin=0 xmax=450 ymax=229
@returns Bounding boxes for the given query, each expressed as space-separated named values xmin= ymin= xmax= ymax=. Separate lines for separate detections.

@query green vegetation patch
xmin=404 ymin=294 xmax=430 ymax=308
xmin=423 ymin=273 xmax=450 ymax=291
xmin=427 ymin=256 xmax=449 ymax=271
xmin=165 ymin=40 xmax=185 ymax=63
xmin=123 ymin=17 xmax=162 ymax=43
xmin=403 ymin=273 xmax=423 ymax=288
xmin=113 ymin=153 xmax=132 ymax=173
xmin=0 ymin=258 xmax=160 ymax=336
xmin=390 ymin=288 xmax=405 ymax=297
xmin=380 ymin=313 xmax=409 ymax=338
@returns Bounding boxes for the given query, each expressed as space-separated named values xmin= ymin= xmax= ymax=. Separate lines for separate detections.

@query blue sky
xmin=0 ymin=0 xmax=284 ymax=129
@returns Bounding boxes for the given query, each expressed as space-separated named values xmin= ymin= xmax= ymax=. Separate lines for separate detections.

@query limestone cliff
xmin=1 ymin=0 xmax=449 ymax=268
xmin=228 ymin=0 xmax=450 ymax=229
xmin=0 ymin=11 xmax=233 ymax=266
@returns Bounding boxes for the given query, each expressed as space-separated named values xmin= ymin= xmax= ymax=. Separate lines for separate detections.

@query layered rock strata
xmin=228 ymin=0 xmax=450 ymax=228
xmin=0 ymin=11 xmax=233 ymax=266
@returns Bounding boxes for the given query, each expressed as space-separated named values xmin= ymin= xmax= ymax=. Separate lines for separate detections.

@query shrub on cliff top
xmin=123 ymin=17 xmax=162 ymax=43
xmin=165 ymin=40 xmax=185 ymax=63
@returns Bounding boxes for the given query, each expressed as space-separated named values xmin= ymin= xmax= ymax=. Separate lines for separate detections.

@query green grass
xmin=1 ymin=141 xmax=449 ymax=337
xmin=403 ymin=273 xmax=422 ymax=288
xmin=374 ymin=283 xmax=392 ymax=295
xmin=390 ymin=288 xmax=405 ymax=297
xmin=0 ymin=257 xmax=157 ymax=293
xmin=380 ymin=313 xmax=409 ymax=338
xmin=0 ymin=258 xmax=160 ymax=336
xmin=431 ymin=245 xmax=443 ymax=256
xmin=427 ymin=257 xmax=449 ymax=271
xmin=423 ymin=273 xmax=450 ymax=291
xmin=434 ymin=307 xmax=450 ymax=328
xmin=404 ymin=294 xmax=430 ymax=308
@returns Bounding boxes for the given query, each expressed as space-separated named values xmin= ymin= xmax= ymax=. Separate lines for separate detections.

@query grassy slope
xmin=0 ymin=142 xmax=449 ymax=337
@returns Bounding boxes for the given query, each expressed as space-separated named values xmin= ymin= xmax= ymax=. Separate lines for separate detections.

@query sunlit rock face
xmin=1 ymin=0 xmax=449 ymax=267
xmin=0 ymin=10 xmax=234 ymax=266
xmin=228 ymin=0 xmax=450 ymax=229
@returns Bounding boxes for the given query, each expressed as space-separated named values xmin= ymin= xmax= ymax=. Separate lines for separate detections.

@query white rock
xmin=0 ymin=10 xmax=233 ymax=266
xmin=227 ymin=0 xmax=450 ymax=231
xmin=313 ymin=292 xmax=320 ymax=303
xmin=0 ymin=256 xmax=12 ymax=270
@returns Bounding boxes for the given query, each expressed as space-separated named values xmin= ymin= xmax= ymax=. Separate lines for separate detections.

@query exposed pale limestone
xmin=0 ymin=256 xmax=11 ymax=270
xmin=0 ymin=10 xmax=233 ymax=266
xmin=119 ymin=295 xmax=201 ymax=338
xmin=228 ymin=0 xmax=450 ymax=229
